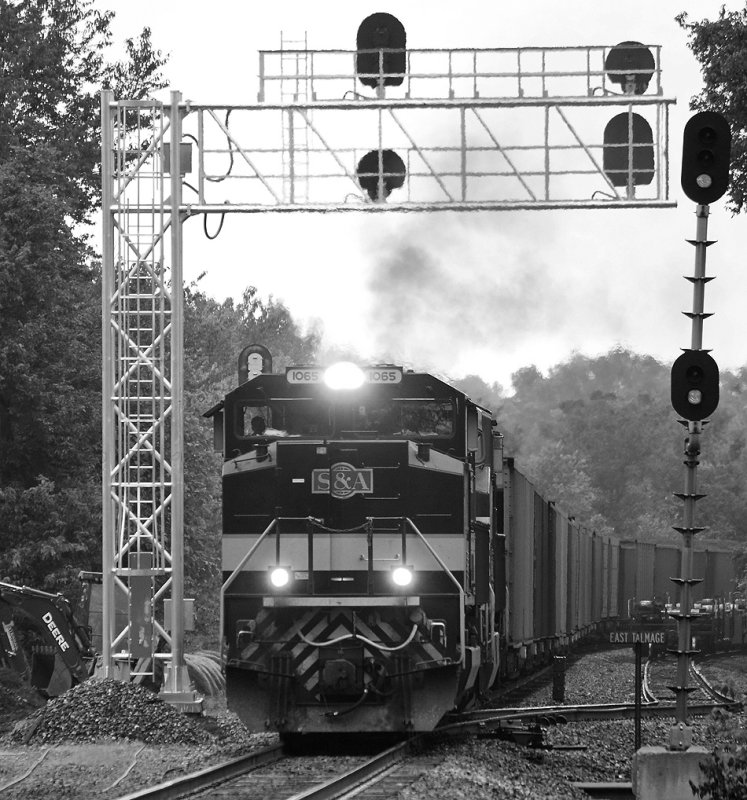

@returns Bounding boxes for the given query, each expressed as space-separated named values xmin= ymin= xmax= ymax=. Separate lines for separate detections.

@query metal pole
xmin=100 ymin=89 xmax=115 ymax=677
xmin=634 ymin=641 xmax=642 ymax=750
xmin=162 ymin=90 xmax=192 ymax=700
xmin=669 ymin=203 xmax=711 ymax=749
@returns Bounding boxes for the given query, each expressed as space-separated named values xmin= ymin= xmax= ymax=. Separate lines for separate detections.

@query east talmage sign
xmin=609 ymin=629 xmax=666 ymax=645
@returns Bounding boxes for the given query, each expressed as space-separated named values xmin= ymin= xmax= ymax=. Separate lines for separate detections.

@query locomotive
xmin=206 ymin=346 xmax=503 ymax=734
xmin=206 ymin=347 xmax=739 ymax=736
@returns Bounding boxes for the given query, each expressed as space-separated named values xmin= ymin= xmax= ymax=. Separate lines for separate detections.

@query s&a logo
xmin=312 ymin=462 xmax=374 ymax=500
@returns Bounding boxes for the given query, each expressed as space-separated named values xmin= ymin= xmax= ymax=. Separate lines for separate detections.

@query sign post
xmin=609 ymin=625 xmax=666 ymax=751
xmin=634 ymin=641 xmax=643 ymax=750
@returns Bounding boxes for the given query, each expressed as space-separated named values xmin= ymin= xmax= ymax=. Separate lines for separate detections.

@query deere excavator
xmin=1 ymin=574 xmax=223 ymax=699
xmin=0 ymin=579 xmax=96 ymax=696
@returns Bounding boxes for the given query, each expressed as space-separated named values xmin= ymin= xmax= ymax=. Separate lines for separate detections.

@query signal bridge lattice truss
xmin=100 ymin=42 xmax=675 ymax=700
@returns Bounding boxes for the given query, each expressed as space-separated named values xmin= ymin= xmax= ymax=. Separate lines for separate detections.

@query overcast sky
xmin=100 ymin=1 xmax=746 ymax=391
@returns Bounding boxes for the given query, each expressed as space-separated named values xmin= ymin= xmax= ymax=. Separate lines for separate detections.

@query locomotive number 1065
xmin=285 ymin=366 xmax=403 ymax=385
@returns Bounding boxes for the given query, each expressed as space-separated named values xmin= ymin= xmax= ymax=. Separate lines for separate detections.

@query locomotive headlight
xmin=392 ymin=566 xmax=414 ymax=587
xmin=269 ymin=566 xmax=291 ymax=588
xmin=324 ymin=361 xmax=365 ymax=390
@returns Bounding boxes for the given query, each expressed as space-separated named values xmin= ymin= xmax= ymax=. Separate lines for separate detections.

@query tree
xmin=0 ymin=0 xmax=166 ymax=593
xmin=496 ymin=348 xmax=745 ymax=545
xmin=677 ymin=6 xmax=747 ymax=213
xmin=0 ymin=0 xmax=166 ymax=219
xmin=452 ymin=374 xmax=504 ymax=412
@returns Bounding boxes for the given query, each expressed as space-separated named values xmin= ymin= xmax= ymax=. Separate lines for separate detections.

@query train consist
xmin=205 ymin=349 xmax=740 ymax=735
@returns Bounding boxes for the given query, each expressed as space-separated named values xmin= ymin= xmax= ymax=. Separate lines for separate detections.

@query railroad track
xmin=114 ymin=739 xmax=440 ymax=800
xmin=444 ymin=697 xmax=729 ymax=735
xmin=491 ymin=662 xmax=555 ymax=706
xmin=114 ymin=651 xmax=742 ymax=800
xmin=643 ymin=654 xmax=742 ymax=706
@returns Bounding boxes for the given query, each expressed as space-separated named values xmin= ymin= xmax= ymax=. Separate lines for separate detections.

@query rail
xmin=113 ymin=741 xmax=410 ymax=800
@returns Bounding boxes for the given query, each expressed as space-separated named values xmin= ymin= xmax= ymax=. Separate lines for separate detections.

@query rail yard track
xmin=643 ymin=653 xmax=742 ymax=706
xmin=112 ymin=693 xmax=736 ymax=800
xmin=3 ymin=646 xmax=740 ymax=800
xmin=106 ymin=649 xmax=743 ymax=800
xmin=114 ymin=739 xmax=443 ymax=800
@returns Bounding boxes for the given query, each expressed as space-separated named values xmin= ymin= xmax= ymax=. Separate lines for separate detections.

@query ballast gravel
xmin=12 ymin=679 xmax=214 ymax=744
xmin=0 ymin=647 xmax=745 ymax=800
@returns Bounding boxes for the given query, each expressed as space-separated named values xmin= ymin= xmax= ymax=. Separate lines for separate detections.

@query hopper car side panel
xmin=505 ymin=462 xmax=535 ymax=655
xmin=553 ymin=507 xmax=569 ymax=643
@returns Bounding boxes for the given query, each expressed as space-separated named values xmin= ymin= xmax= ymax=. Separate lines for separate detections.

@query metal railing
xmin=258 ymin=44 xmax=664 ymax=103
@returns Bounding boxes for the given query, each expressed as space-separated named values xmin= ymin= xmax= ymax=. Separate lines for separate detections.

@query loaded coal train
xmin=205 ymin=347 xmax=739 ymax=735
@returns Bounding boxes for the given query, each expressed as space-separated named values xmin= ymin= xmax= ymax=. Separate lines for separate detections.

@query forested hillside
xmin=454 ymin=349 xmax=747 ymax=547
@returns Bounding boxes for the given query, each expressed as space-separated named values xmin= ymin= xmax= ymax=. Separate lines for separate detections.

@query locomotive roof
xmin=204 ymin=364 xmax=493 ymax=417
xmin=232 ymin=368 xmax=465 ymax=401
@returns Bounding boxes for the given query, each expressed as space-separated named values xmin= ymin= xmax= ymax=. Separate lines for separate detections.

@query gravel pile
xmin=12 ymin=679 xmax=216 ymax=745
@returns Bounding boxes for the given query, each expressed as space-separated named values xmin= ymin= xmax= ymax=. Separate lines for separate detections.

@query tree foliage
xmin=0 ymin=0 xmax=166 ymax=592
xmin=677 ymin=6 xmax=747 ymax=213
xmin=0 ymin=0 xmax=166 ymax=218
xmin=691 ymin=709 xmax=747 ymax=799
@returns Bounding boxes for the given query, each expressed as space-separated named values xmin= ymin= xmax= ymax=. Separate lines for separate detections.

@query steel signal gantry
xmin=99 ymin=36 xmax=675 ymax=706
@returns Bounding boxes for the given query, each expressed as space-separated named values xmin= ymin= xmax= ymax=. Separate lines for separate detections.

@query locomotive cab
xmin=208 ymin=355 xmax=502 ymax=734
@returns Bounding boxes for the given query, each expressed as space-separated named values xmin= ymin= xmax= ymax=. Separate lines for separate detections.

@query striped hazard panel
xmin=241 ymin=607 xmax=448 ymax=700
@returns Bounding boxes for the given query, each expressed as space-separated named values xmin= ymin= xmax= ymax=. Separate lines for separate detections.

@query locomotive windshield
xmin=238 ymin=398 xmax=454 ymax=440
xmin=239 ymin=400 xmax=332 ymax=438
xmin=350 ymin=399 xmax=453 ymax=437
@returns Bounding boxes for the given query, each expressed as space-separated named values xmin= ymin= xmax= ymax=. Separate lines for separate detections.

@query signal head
xmin=356 ymin=149 xmax=406 ymax=201
xmin=681 ymin=111 xmax=731 ymax=205
xmin=356 ymin=13 xmax=406 ymax=89
xmin=671 ymin=350 xmax=719 ymax=421
xmin=604 ymin=42 xmax=656 ymax=95
xmin=603 ymin=112 xmax=655 ymax=187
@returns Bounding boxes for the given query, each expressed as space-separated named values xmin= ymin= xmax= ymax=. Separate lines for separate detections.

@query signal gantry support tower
xmin=100 ymin=34 xmax=675 ymax=703
xmin=101 ymin=90 xmax=197 ymax=708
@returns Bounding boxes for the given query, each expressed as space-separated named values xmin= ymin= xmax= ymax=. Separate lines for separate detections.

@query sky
xmin=99 ymin=1 xmax=746 ymax=392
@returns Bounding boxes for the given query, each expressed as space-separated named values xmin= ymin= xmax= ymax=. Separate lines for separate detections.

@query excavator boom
xmin=0 ymin=581 xmax=95 ymax=695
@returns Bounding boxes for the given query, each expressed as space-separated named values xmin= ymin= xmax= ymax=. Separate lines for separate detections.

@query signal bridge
xmin=100 ymin=23 xmax=676 ymax=704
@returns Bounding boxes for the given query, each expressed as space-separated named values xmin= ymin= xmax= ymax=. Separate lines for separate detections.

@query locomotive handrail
xmin=402 ymin=517 xmax=467 ymax=665
xmin=220 ymin=515 xmax=468 ymax=664
xmin=219 ymin=518 xmax=278 ymax=662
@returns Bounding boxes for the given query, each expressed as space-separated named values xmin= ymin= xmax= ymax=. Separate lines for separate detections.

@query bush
xmin=691 ymin=746 xmax=747 ymax=799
